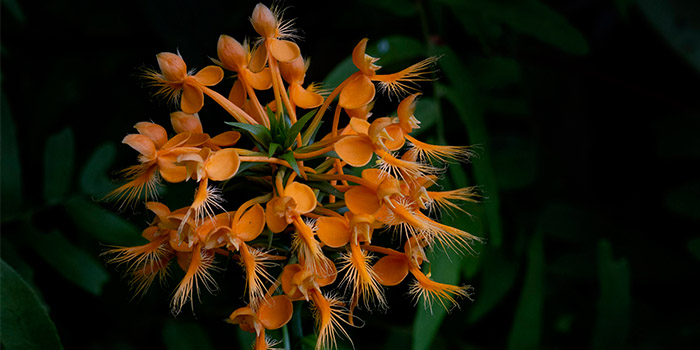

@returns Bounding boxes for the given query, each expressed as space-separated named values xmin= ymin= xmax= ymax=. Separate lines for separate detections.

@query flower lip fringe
xmin=103 ymin=3 xmax=481 ymax=350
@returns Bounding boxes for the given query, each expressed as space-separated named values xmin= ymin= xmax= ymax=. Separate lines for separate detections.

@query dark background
xmin=2 ymin=0 xmax=699 ymax=349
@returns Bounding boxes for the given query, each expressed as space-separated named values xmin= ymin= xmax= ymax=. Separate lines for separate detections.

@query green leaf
xmin=436 ymin=48 xmax=503 ymax=247
xmin=1 ymin=259 xmax=64 ymax=350
xmin=280 ymin=151 xmax=302 ymax=177
xmin=440 ymin=0 xmax=589 ymax=55
xmin=162 ymin=319 xmax=214 ymax=350
xmin=470 ymin=56 xmax=522 ymax=90
xmin=468 ymin=248 xmax=518 ymax=323
xmin=226 ymin=121 xmax=272 ymax=147
xmin=26 ymin=228 xmax=110 ymax=296
xmin=268 ymin=142 xmax=281 ymax=158
xmin=79 ymin=142 xmax=117 ymax=198
xmin=592 ymin=240 xmax=630 ymax=349
xmin=637 ymin=0 xmax=700 ymax=73
xmin=284 ymin=109 xmax=317 ymax=149
xmin=0 ymin=94 xmax=22 ymax=218
xmin=236 ymin=328 xmax=255 ymax=350
xmin=43 ymin=128 xmax=75 ymax=204
xmin=507 ymin=231 xmax=544 ymax=350
xmin=491 ymin=133 xmax=538 ymax=190
xmin=412 ymin=249 xmax=464 ymax=350
xmin=63 ymin=196 xmax=142 ymax=246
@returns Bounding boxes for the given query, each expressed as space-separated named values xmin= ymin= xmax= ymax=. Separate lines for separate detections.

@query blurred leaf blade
xmin=440 ymin=0 xmax=589 ymax=55
xmin=43 ymin=128 xmax=75 ymax=204
xmin=436 ymin=46 xmax=503 ymax=246
xmin=63 ymin=196 xmax=142 ymax=246
xmin=507 ymin=231 xmax=544 ymax=350
xmin=26 ymin=228 xmax=110 ymax=296
xmin=162 ymin=319 xmax=214 ymax=350
xmin=79 ymin=142 xmax=117 ymax=198
xmin=1 ymin=94 xmax=23 ymax=218
xmin=592 ymin=240 xmax=630 ymax=349
xmin=468 ymin=248 xmax=518 ymax=323
xmin=1 ymin=259 xmax=64 ymax=350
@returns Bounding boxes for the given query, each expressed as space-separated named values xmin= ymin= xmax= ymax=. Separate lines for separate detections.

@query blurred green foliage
xmin=2 ymin=0 xmax=699 ymax=349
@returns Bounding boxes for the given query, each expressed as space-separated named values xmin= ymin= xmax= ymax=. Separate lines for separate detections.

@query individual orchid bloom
xmin=317 ymin=211 xmax=387 ymax=320
xmin=107 ymin=123 xmax=208 ymax=208
xmin=250 ymin=3 xmax=301 ymax=65
xmin=370 ymin=236 xmax=472 ymax=313
xmin=265 ymin=177 xmax=332 ymax=275
xmin=344 ymin=169 xmax=479 ymax=254
xmin=387 ymin=94 xmax=476 ymax=164
xmin=170 ymin=243 xmax=219 ymax=314
xmin=334 ymin=117 xmax=434 ymax=180
xmin=228 ymin=295 xmax=293 ymax=350
xmin=279 ymin=55 xmax=324 ymax=109
xmin=337 ymin=38 xmax=438 ymax=110
xmin=215 ymin=35 xmax=273 ymax=126
xmin=176 ymin=146 xmax=241 ymax=228
xmin=144 ymin=52 xmax=225 ymax=114
xmin=281 ymin=263 xmax=352 ymax=350
xmin=170 ymin=111 xmax=242 ymax=151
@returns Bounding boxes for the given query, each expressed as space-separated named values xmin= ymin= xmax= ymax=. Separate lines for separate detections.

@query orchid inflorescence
xmin=104 ymin=3 xmax=481 ymax=349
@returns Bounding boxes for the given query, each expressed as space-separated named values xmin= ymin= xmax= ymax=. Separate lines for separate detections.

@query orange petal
xmin=248 ymin=43 xmax=268 ymax=73
xmin=235 ymin=204 xmax=265 ymax=241
xmin=162 ymin=132 xmax=191 ymax=150
xmin=243 ymin=68 xmax=273 ymax=90
xmin=228 ymin=79 xmax=246 ymax=107
xmin=210 ymin=131 xmax=241 ymax=147
xmin=146 ymin=201 xmax=171 ymax=221
xmin=345 ymin=186 xmax=381 ymax=215
xmin=316 ymin=216 xmax=351 ymax=248
xmin=228 ymin=306 xmax=257 ymax=333
xmin=290 ymin=84 xmax=323 ymax=109
xmin=339 ymin=74 xmax=375 ymax=110
xmin=205 ymin=148 xmax=240 ymax=181
xmin=170 ymin=112 xmax=203 ymax=134
xmin=373 ymin=255 xmax=409 ymax=286
xmin=334 ymin=135 xmax=374 ymax=167
xmin=122 ymin=134 xmax=156 ymax=159
xmin=183 ymin=133 xmax=210 ymax=147
xmin=258 ymin=295 xmax=293 ymax=330
xmin=361 ymin=168 xmax=384 ymax=188
xmin=351 ymin=38 xmax=369 ymax=72
xmin=156 ymin=52 xmax=186 ymax=82
xmin=194 ymin=65 xmax=224 ymax=86
xmin=217 ymin=35 xmax=246 ymax=71
xmin=280 ymin=264 xmax=305 ymax=300
xmin=284 ymin=182 xmax=317 ymax=214
xmin=157 ymin=156 xmax=188 ymax=183
xmin=134 ymin=122 xmax=168 ymax=149
xmin=266 ymin=197 xmax=294 ymax=233
xmin=398 ymin=93 xmax=420 ymax=133
xmin=349 ymin=117 xmax=371 ymax=135
xmin=181 ymin=83 xmax=204 ymax=114
xmin=384 ymin=124 xmax=406 ymax=151
xmin=269 ymin=39 xmax=300 ymax=63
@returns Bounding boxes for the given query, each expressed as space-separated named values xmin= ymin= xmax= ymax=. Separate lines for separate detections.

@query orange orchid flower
xmin=107 ymin=123 xmax=208 ymax=207
xmin=370 ymin=236 xmax=473 ymax=313
xmin=215 ymin=35 xmax=273 ymax=126
xmin=279 ymin=55 xmax=324 ymax=109
xmin=228 ymin=295 xmax=293 ymax=350
xmin=337 ymin=38 xmax=438 ymax=110
xmin=281 ymin=263 xmax=353 ymax=350
xmin=145 ymin=52 xmax=224 ymax=114
xmin=170 ymin=111 xmax=241 ymax=151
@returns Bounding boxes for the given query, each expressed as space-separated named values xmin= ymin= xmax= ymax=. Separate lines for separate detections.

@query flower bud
xmin=217 ymin=35 xmax=247 ymax=71
xmin=251 ymin=3 xmax=277 ymax=38
xmin=156 ymin=52 xmax=187 ymax=82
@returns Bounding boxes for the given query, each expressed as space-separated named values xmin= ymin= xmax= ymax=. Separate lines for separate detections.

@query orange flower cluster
xmin=105 ymin=3 xmax=480 ymax=349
